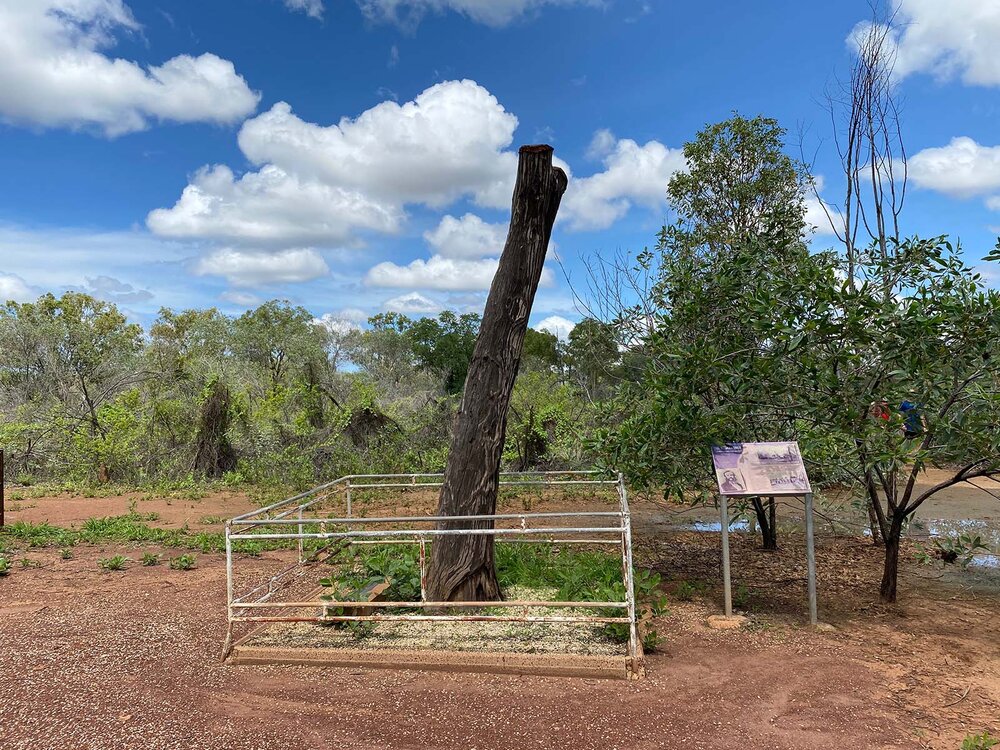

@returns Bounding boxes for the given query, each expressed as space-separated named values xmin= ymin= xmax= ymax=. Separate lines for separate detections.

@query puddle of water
xmin=921 ymin=518 xmax=1000 ymax=542
xmin=970 ymin=554 xmax=1000 ymax=570
xmin=688 ymin=520 xmax=750 ymax=533
xmin=669 ymin=512 xmax=1000 ymax=569
xmin=909 ymin=518 xmax=1000 ymax=573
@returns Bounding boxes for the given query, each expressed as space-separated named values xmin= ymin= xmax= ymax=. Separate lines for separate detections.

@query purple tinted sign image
xmin=711 ymin=442 xmax=811 ymax=496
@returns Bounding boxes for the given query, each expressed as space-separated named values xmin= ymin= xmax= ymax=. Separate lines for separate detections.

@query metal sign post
xmin=805 ymin=492 xmax=817 ymax=625
xmin=713 ymin=442 xmax=818 ymax=626
xmin=720 ymin=493 xmax=732 ymax=616
xmin=718 ymin=491 xmax=817 ymax=625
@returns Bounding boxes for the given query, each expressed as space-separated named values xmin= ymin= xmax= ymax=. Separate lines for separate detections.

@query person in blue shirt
xmin=899 ymin=400 xmax=924 ymax=439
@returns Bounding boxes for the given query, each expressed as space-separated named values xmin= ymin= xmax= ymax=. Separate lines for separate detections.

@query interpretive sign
xmin=711 ymin=442 xmax=811 ymax=496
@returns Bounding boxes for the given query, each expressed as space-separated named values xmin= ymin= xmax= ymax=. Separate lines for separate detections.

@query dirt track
xmin=1 ymin=546 xmax=913 ymax=750
xmin=1 ymin=488 xmax=999 ymax=749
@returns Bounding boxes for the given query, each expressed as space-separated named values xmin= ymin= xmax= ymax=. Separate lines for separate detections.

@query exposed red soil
xmin=1 ymin=487 xmax=998 ymax=749
xmin=3 ymin=488 xmax=258 ymax=529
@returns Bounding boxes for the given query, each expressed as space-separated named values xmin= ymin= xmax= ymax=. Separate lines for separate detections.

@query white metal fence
xmin=223 ymin=470 xmax=641 ymax=672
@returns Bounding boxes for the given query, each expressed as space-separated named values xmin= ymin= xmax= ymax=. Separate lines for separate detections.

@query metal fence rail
xmin=223 ymin=471 xmax=641 ymax=675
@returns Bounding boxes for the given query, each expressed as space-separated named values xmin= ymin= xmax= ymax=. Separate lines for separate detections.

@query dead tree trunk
xmin=193 ymin=380 xmax=237 ymax=478
xmin=425 ymin=145 xmax=567 ymax=602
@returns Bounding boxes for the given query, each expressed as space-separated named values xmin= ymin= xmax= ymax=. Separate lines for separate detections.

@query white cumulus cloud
xmin=314 ymin=309 xmax=368 ymax=334
xmin=424 ymin=213 xmax=506 ymax=258
xmin=149 ymin=80 xmax=519 ymax=252
xmin=804 ymin=176 xmax=841 ymax=237
xmin=0 ymin=1 xmax=259 ymax=136
xmin=908 ymin=137 xmax=1000 ymax=199
xmin=383 ymin=291 xmax=441 ymax=314
xmin=0 ymin=273 xmax=35 ymax=303
xmin=366 ymin=256 xmax=500 ymax=291
xmin=534 ymin=315 xmax=575 ymax=341
xmin=853 ymin=0 xmax=1000 ymax=87
xmin=366 ymin=253 xmax=556 ymax=292
xmin=220 ymin=290 xmax=263 ymax=308
xmin=284 ymin=0 xmax=325 ymax=19
xmin=194 ymin=248 xmax=330 ymax=287
xmin=560 ymin=131 xmax=684 ymax=231
xmin=236 ymin=81 xmax=518 ymax=207
xmin=148 ymin=164 xmax=401 ymax=247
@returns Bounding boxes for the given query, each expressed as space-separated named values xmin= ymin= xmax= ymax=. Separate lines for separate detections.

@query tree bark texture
xmin=425 ymin=145 xmax=567 ymax=602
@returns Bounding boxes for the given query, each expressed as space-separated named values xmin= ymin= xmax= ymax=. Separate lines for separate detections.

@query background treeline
xmin=0 ymin=296 xmax=621 ymax=493
xmin=2 ymin=107 xmax=1000 ymax=603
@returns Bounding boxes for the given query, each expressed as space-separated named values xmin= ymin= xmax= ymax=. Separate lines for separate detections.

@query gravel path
xmin=0 ymin=545 xmax=915 ymax=750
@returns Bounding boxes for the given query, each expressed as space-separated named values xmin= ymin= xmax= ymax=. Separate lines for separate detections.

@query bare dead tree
xmin=815 ymin=2 xmax=907 ymax=292
xmin=424 ymin=145 xmax=567 ymax=602
xmin=807 ymin=3 xmax=911 ymax=546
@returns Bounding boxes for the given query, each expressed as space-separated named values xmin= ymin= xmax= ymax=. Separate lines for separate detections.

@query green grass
xmin=319 ymin=543 xmax=667 ymax=644
xmin=1 ymin=520 xmax=76 ymax=548
xmin=0 ymin=514 xmax=287 ymax=556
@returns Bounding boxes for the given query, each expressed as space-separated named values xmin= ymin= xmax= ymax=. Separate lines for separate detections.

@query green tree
xmin=521 ymin=327 xmax=560 ymax=372
xmin=0 ymin=292 xmax=144 ymax=481
xmin=406 ymin=311 xmax=480 ymax=394
xmin=504 ymin=370 xmax=582 ymax=470
xmin=347 ymin=313 xmax=416 ymax=389
xmin=759 ymin=238 xmax=1000 ymax=602
xmin=234 ymin=301 xmax=327 ymax=389
xmin=595 ymin=114 xmax=812 ymax=549
xmin=667 ymin=113 xmax=808 ymax=255
xmin=148 ymin=307 xmax=232 ymax=379
xmin=565 ymin=318 xmax=618 ymax=400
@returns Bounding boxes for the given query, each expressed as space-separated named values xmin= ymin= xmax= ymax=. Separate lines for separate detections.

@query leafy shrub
xmin=169 ymin=554 xmax=197 ymax=570
xmin=915 ymin=532 xmax=989 ymax=569
xmin=733 ymin=584 xmax=752 ymax=609
xmin=320 ymin=545 xmax=422 ymax=604
xmin=141 ymin=552 xmax=161 ymax=566
xmin=99 ymin=555 xmax=129 ymax=571
xmin=963 ymin=733 xmax=999 ymax=750
xmin=0 ymin=557 xmax=10 ymax=576
xmin=59 ymin=548 xmax=73 ymax=560
xmin=672 ymin=580 xmax=699 ymax=601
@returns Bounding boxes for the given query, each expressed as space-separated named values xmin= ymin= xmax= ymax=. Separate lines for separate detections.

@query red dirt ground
xmin=1 ymin=489 xmax=998 ymax=749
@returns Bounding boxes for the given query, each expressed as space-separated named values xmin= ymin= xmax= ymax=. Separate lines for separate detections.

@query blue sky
xmin=2 ymin=0 xmax=1000 ymax=339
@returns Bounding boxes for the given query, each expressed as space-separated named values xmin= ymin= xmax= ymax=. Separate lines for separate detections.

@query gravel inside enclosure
xmin=243 ymin=586 xmax=626 ymax=656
